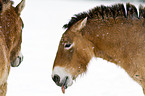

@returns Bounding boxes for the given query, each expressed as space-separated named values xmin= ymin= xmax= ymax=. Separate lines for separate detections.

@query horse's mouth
xmin=61 ymin=76 xmax=68 ymax=94
xmin=62 ymin=76 xmax=68 ymax=88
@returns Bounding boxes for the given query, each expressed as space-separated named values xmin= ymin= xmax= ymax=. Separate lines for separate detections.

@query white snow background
xmin=6 ymin=0 xmax=145 ymax=96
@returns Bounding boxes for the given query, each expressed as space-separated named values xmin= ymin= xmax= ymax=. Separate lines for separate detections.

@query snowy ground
xmin=6 ymin=0 xmax=145 ymax=96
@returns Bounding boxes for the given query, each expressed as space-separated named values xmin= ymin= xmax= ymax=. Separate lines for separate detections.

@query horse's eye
xmin=64 ymin=43 xmax=71 ymax=48
xmin=64 ymin=43 xmax=74 ymax=50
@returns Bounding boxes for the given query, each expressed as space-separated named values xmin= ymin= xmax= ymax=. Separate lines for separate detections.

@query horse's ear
xmin=71 ymin=17 xmax=87 ymax=32
xmin=15 ymin=0 xmax=25 ymax=15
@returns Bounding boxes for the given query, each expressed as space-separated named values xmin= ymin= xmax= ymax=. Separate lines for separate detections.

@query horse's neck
xmin=83 ymin=18 xmax=145 ymax=69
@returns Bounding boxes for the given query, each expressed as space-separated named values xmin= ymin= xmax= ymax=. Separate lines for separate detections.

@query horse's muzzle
xmin=52 ymin=66 xmax=73 ymax=93
xmin=52 ymin=75 xmax=68 ymax=89
xmin=11 ymin=55 xmax=24 ymax=67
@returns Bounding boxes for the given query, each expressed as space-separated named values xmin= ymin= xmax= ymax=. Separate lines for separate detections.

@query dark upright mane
xmin=63 ymin=3 xmax=145 ymax=29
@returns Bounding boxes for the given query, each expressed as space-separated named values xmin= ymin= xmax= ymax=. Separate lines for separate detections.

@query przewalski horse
xmin=52 ymin=3 xmax=145 ymax=94
xmin=0 ymin=0 xmax=25 ymax=95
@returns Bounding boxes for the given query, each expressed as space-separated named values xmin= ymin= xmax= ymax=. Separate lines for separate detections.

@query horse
xmin=52 ymin=3 xmax=145 ymax=95
xmin=0 ymin=0 xmax=25 ymax=95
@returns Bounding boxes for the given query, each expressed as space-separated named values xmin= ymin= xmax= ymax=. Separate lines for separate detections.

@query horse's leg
xmin=128 ymin=67 xmax=145 ymax=95
xmin=0 ymin=82 xmax=7 ymax=96
xmin=141 ymin=77 xmax=145 ymax=95
xmin=141 ymin=83 xmax=145 ymax=95
xmin=0 ymin=43 xmax=10 ymax=96
xmin=141 ymin=68 xmax=145 ymax=95
xmin=136 ymin=74 xmax=145 ymax=95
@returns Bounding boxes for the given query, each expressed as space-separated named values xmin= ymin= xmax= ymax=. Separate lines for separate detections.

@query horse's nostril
xmin=52 ymin=75 xmax=60 ymax=84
